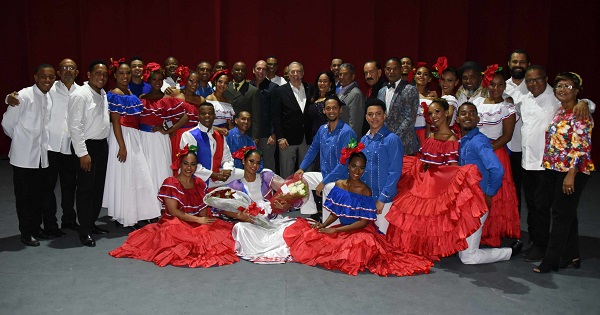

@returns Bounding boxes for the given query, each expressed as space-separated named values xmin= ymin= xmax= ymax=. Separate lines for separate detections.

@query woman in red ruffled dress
xmin=385 ymin=98 xmax=489 ymax=259
xmin=283 ymin=151 xmax=433 ymax=276
xmin=109 ymin=146 xmax=239 ymax=268
xmin=471 ymin=68 xmax=520 ymax=246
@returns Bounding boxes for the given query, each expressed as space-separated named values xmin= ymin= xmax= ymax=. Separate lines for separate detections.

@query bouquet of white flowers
xmin=269 ymin=173 xmax=309 ymax=214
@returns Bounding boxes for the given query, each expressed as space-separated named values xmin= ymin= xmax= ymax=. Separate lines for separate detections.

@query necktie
xmin=234 ymin=82 xmax=240 ymax=90
xmin=335 ymin=81 xmax=341 ymax=94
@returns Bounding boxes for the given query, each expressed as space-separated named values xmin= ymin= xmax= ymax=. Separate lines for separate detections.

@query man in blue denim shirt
xmin=296 ymin=95 xmax=356 ymax=215
xmin=457 ymin=102 xmax=522 ymax=264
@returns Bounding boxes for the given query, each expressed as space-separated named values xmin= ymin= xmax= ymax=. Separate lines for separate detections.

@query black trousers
xmin=13 ymin=166 xmax=50 ymax=237
xmin=73 ymin=139 xmax=108 ymax=236
xmin=44 ymin=151 xmax=78 ymax=227
xmin=522 ymin=169 xmax=553 ymax=247
xmin=509 ymin=151 xmax=523 ymax=215
xmin=542 ymin=170 xmax=588 ymax=268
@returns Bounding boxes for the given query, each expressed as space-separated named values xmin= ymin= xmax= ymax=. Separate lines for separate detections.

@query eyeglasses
xmin=60 ymin=66 xmax=76 ymax=71
xmin=555 ymin=84 xmax=574 ymax=90
xmin=525 ymin=76 xmax=546 ymax=84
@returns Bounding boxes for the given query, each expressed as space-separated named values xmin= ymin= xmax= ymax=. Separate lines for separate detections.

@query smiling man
xmin=456 ymin=61 xmax=488 ymax=105
xmin=227 ymin=62 xmax=261 ymax=141
xmin=2 ymin=64 xmax=56 ymax=247
xmin=128 ymin=56 xmax=151 ymax=97
xmin=67 ymin=60 xmax=111 ymax=247
xmin=296 ymin=95 xmax=356 ymax=216
xmin=226 ymin=111 xmax=261 ymax=170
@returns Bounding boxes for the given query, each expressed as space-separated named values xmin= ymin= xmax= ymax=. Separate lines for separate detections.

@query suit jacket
xmin=377 ymin=80 xmax=420 ymax=155
xmin=226 ymin=81 xmax=261 ymax=139
xmin=250 ymin=78 xmax=278 ymax=138
xmin=338 ymin=81 xmax=365 ymax=138
xmin=272 ymin=82 xmax=313 ymax=146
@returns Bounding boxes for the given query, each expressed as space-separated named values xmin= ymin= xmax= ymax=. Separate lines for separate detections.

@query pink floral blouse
xmin=542 ymin=108 xmax=595 ymax=174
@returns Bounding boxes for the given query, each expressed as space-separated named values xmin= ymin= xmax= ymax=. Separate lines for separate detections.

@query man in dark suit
xmin=227 ymin=62 xmax=261 ymax=141
xmin=272 ymin=61 xmax=313 ymax=178
xmin=250 ymin=60 xmax=278 ymax=171
xmin=362 ymin=60 xmax=386 ymax=135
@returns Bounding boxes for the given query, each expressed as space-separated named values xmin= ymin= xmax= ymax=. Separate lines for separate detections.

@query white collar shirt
xmin=290 ymin=83 xmax=307 ymax=112
xmin=67 ymin=83 xmax=110 ymax=157
xmin=48 ymin=81 xmax=80 ymax=154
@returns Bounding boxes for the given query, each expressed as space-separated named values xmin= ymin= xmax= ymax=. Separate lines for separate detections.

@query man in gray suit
xmin=227 ymin=62 xmax=261 ymax=141
xmin=337 ymin=63 xmax=365 ymax=138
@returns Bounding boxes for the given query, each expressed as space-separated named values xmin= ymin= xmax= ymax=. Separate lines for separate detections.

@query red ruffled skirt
xmin=386 ymin=156 xmax=488 ymax=258
xmin=109 ymin=217 xmax=239 ymax=268
xmin=480 ymin=146 xmax=521 ymax=246
xmin=283 ymin=218 xmax=433 ymax=276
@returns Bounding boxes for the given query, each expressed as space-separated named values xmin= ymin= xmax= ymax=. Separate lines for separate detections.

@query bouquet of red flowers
xmin=269 ymin=173 xmax=309 ymax=214
xmin=204 ymin=187 xmax=273 ymax=229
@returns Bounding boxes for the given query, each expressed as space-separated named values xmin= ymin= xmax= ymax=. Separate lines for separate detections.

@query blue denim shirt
xmin=300 ymin=120 xmax=356 ymax=184
xmin=360 ymin=125 xmax=404 ymax=203
xmin=226 ymin=127 xmax=262 ymax=170
xmin=459 ymin=127 xmax=504 ymax=196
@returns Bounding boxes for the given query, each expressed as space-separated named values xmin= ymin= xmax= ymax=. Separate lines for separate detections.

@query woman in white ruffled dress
xmin=227 ymin=148 xmax=296 ymax=264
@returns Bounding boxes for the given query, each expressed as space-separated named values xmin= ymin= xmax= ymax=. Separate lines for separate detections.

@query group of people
xmin=2 ymin=49 xmax=594 ymax=276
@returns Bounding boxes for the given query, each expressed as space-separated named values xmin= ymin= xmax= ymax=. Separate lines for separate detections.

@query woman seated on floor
xmin=109 ymin=145 xmax=239 ymax=268
xmin=283 ymin=150 xmax=433 ymax=276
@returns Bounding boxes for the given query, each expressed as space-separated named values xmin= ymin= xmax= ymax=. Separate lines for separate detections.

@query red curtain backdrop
xmin=1 ymin=0 xmax=599 ymax=160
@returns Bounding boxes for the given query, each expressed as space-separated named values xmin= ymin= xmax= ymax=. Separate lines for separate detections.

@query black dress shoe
xmin=32 ymin=230 xmax=53 ymax=240
xmin=91 ymin=225 xmax=109 ymax=235
xmin=80 ymin=234 xmax=96 ymax=247
xmin=61 ymin=222 xmax=80 ymax=231
xmin=20 ymin=235 xmax=40 ymax=247
xmin=510 ymin=240 xmax=523 ymax=258
xmin=44 ymin=228 xmax=66 ymax=237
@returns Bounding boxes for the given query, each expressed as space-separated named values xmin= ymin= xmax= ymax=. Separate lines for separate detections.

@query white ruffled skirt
xmin=103 ymin=125 xmax=160 ymax=226
xmin=139 ymin=130 xmax=172 ymax=204
xmin=232 ymin=216 xmax=296 ymax=264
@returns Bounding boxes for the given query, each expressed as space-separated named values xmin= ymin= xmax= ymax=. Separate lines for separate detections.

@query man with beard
xmin=128 ymin=56 xmax=151 ymax=97
xmin=250 ymin=60 xmax=278 ymax=170
xmin=337 ymin=63 xmax=365 ymax=137
xmin=227 ymin=62 xmax=261 ymax=141
xmin=266 ymin=56 xmax=286 ymax=86
xmin=194 ymin=61 xmax=214 ymax=98
xmin=456 ymin=61 xmax=488 ymax=105
xmin=296 ymin=95 xmax=356 ymax=215
xmin=331 ymin=58 xmax=343 ymax=93
xmin=503 ymin=49 xmax=530 ymax=216
xmin=399 ymin=56 xmax=413 ymax=82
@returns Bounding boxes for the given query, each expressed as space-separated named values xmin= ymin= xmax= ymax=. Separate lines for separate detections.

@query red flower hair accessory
xmin=108 ymin=57 xmax=125 ymax=75
xmin=175 ymin=65 xmax=190 ymax=87
xmin=232 ymin=146 xmax=257 ymax=160
xmin=481 ymin=64 xmax=503 ymax=88
xmin=170 ymin=144 xmax=198 ymax=170
xmin=340 ymin=138 xmax=365 ymax=165
xmin=142 ymin=62 xmax=161 ymax=82
xmin=407 ymin=62 xmax=427 ymax=84
xmin=210 ymin=69 xmax=231 ymax=84
xmin=432 ymin=56 xmax=448 ymax=79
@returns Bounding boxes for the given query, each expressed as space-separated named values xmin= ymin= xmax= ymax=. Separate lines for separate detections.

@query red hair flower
xmin=170 ymin=144 xmax=198 ymax=170
xmin=210 ymin=69 xmax=231 ymax=83
xmin=340 ymin=138 xmax=365 ymax=165
xmin=175 ymin=65 xmax=190 ymax=86
xmin=232 ymin=146 xmax=257 ymax=160
xmin=108 ymin=57 xmax=125 ymax=75
xmin=481 ymin=64 xmax=503 ymax=88
xmin=407 ymin=62 xmax=427 ymax=84
xmin=432 ymin=56 xmax=448 ymax=79
xmin=142 ymin=62 xmax=161 ymax=82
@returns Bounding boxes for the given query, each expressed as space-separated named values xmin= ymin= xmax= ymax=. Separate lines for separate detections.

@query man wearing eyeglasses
xmin=2 ymin=64 xmax=58 ymax=246
xmin=520 ymin=65 xmax=595 ymax=262
xmin=5 ymin=59 xmax=81 ymax=239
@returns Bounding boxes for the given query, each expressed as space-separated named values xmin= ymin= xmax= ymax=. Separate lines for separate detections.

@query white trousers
xmin=458 ymin=212 xmax=512 ymax=264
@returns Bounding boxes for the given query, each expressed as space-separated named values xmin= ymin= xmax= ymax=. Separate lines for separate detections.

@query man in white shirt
xmin=265 ymin=55 xmax=287 ymax=86
xmin=503 ymin=49 xmax=530 ymax=217
xmin=67 ymin=60 xmax=110 ymax=247
xmin=520 ymin=65 xmax=594 ymax=261
xmin=2 ymin=64 xmax=56 ymax=246
xmin=180 ymin=102 xmax=241 ymax=187
xmin=6 ymin=59 xmax=81 ymax=235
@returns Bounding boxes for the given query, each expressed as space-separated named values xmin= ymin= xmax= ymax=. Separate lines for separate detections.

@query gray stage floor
xmin=1 ymin=159 xmax=599 ymax=315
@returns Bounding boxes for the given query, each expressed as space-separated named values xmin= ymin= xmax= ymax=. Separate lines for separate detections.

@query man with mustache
xmin=456 ymin=61 xmax=488 ymax=105
xmin=363 ymin=60 xmax=386 ymax=135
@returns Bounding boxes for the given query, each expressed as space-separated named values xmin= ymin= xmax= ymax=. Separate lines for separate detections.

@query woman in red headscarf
xmin=109 ymin=146 xmax=239 ymax=268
